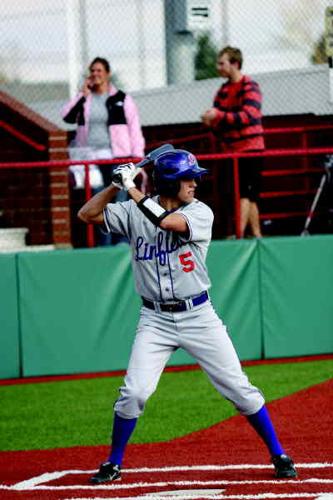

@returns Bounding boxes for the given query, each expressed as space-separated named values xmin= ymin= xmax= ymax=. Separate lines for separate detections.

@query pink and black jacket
xmin=61 ymin=85 xmax=145 ymax=158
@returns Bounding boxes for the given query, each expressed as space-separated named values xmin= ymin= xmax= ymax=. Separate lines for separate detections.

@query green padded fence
xmin=18 ymin=246 xmax=139 ymax=376
xmin=207 ymin=239 xmax=262 ymax=361
xmin=0 ymin=236 xmax=332 ymax=379
xmin=17 ymin=240 xmax=259 ymax=377
xmin=0 ymin=254 xmax=20 ymax=378
xmin=260 ymin=236 xmax=333 ymax=358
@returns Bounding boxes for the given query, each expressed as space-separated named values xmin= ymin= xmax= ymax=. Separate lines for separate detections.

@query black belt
xmin=142 ymin=291 xmax=209 ymax=313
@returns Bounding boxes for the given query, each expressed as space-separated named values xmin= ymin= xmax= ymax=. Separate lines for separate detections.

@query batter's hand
xmin=112 ymin=163 xmax=140 ymax=191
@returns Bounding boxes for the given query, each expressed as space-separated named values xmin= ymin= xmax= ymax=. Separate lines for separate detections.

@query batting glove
xmin=111 ymin=175 xmax=123 ymax=190
xmin=111 ymin=163 xmax=139 ymax=191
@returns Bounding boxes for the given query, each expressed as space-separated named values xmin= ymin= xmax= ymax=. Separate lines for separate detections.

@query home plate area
xmin=1 ymin=463 xmax=333 ymax=500
xmin=1 ymin=381 xmax=332 ymax=500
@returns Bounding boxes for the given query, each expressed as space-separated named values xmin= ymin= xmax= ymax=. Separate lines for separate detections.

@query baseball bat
xmin=134 ymin=143 xmax=175 ymax=173
xmin=112 ymin=144 xmax=175 ymax=185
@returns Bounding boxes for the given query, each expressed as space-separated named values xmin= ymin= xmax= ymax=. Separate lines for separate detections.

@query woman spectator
xmin=61 ymin=56 xmax=146 ymax=245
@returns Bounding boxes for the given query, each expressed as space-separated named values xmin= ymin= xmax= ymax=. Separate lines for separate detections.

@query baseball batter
xmin=78 ymin=149 xmax=297 ymax=484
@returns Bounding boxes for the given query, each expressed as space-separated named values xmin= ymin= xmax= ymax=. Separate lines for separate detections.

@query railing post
xmin=233 ymin=156 xmax=241 ymax=238
xmin=84 ymin=163 xmax=95 ymax=248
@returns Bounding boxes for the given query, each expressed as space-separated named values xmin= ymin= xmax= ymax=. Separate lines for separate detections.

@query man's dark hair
xmin=218 ymin=46 xmax=243 ymax=69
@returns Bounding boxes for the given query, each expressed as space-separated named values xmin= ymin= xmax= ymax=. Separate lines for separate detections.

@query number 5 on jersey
xmin=179 ymin=252 xmax=195 ymax=273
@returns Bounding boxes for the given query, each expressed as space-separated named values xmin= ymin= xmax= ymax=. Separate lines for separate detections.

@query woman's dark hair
xmin=89 ymin=57 xmax=110 ymax=73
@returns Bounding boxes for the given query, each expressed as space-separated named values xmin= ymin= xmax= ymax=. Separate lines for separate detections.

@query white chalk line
xmin=1 ymin=463 xmax=333 ymax=492
xmin=5 ymin=476 xmax=333 ymax=491
xmin=8 ymin=462 xmax=333 ymax=489
xmin=1 ymin=478 xmax=333 ymax=492
xmin=61 ymin=493 xmax=333 ymax=500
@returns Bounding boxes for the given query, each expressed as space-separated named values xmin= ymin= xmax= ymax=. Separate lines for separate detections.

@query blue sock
xmin=246 ymin=405 xmax=285 ymax=457
xmin=108 ymin=413 xmax=138 ymax=466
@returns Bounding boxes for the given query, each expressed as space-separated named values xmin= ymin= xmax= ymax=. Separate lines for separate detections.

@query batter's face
xmin=177 ymin=178 xmax=197 ymax=203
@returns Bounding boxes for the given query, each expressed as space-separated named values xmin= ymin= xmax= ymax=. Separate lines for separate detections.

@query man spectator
xmin=201 ymin=46 xmax=264 ymax=238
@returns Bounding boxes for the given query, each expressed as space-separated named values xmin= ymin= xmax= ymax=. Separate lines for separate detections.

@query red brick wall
xmin=0 ymin=91 xmax=71 ymax=246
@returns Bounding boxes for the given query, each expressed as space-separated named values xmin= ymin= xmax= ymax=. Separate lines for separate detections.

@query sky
xmin=0 ymin=0 xmax=330 ymax=93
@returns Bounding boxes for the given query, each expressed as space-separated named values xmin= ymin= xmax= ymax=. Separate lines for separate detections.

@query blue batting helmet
xmin=153 ymin=149 xmax=208 ymax=196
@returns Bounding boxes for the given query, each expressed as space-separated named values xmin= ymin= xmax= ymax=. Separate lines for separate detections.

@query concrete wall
xmin=133 ymin=65 xmax=333 ymax=126
xmin=1 ymin=66 xmax=331 ymax=129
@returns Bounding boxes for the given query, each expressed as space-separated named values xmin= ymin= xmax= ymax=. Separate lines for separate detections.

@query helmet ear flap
xmin=153 ymin=170 xmax=180 ymax=197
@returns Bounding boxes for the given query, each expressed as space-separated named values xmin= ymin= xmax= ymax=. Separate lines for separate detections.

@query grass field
xmin=0 ymin=358 xmax=332 ymax=452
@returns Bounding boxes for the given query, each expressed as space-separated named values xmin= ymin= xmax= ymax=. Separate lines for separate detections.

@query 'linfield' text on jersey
xmin=103 ymin=196 xmax=212 ymax=301
xmin=135 ymin=232 xmax=184 ymax=265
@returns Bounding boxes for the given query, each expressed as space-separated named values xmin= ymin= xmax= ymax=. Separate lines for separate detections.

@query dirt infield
xmin=0 ymin=379 xmax=332 ymax=500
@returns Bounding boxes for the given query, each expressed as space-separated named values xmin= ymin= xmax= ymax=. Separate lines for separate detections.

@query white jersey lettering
xmin=103 ymin=196 xmax=212 ymax=301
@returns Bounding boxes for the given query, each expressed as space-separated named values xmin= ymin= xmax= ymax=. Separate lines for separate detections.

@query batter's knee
xmin=113 ymin=385 xmax=153 ymax=419
xmin=233 ymin=386 xmax=265 ymax=416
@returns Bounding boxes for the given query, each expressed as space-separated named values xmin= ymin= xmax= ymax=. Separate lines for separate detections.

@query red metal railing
xmin=0 ymin=120 xmax=47 ymax=152
xmin=147 ymin=123 xmax=333 ymax=150
xmin=1 ymin=146 xmax=332 ymax=244
xmin=0 ymin=157 xmax=139 ymax=247
xmin=194 ymin=147 xmax=333 ymax=238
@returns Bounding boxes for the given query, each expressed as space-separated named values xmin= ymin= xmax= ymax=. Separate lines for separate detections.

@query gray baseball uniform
xmin=103 ymin=196 xmax=264 ymax=419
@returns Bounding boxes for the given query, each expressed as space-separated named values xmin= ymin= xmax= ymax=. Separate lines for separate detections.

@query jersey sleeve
xmin=103 ymin=199 xmax=133 ymax=240
xmin=178 ymin=201 xmax=214 ymax=243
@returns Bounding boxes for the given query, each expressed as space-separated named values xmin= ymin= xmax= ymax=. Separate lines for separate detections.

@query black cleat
xmin=272 ymin=454 xmax=297 ymax=478
xmin=90 ymin=462 xmax=121 ymax=484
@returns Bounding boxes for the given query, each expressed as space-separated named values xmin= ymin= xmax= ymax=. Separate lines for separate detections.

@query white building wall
xmin=133 ymin=65 xmax=333 ymax=126
xmin=5 ymin=64 xmax=331 ymax=129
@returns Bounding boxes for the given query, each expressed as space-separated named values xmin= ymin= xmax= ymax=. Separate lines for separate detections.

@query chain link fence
xmin=0 ymin=0 xmax=331 ymax=128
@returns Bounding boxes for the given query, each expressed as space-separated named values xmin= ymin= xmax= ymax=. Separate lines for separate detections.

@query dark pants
xmin=238 ymin=155 xmax=263 ymax=203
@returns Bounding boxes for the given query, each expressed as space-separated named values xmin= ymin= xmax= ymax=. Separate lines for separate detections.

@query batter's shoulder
xmin=183 ymin=199 xmax=214 ymax=218
xmin=194 ymin=198 xmax=213 ymax=212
